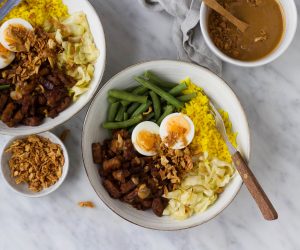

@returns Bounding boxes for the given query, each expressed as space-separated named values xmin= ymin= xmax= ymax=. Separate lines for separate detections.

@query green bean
xmin=127 ymin=103 xmax=140 ymax=115
xmin=123 ymin=112 xmax=128 ymax=121
xmin=115 ymin=106 xmax=126 ymax=122
xmin=128 ymin=125 xmax=135 ymax=133
xmin=177 ymin=93 xmax=197 ymax=102
xmin=108 ymin=89 xmax=147 ymax=104
xmin=132 ymin=86 xmax=148 ymax=95
xmin=134 ymin=77 xmax=183 ymax=109
xmin=144 ymin=112 xmax=155 ymax=121
xmin=102 ymin=114 xmax=143 ymax=129
xmin=108 ymin=96 xmax=118 ymax=104
xmin=124 ymin=86 xmax=136 ymax=92
xmin=157 ymin=105 xmax=174 ymax=125
xmin=144 ymin=71 xmax=177 ymax=89
xmin=131 ymin=100 xmax=152 ymax=118
xmin=107 ymin=102 xmax=120 ymax=122
xmin=120 ymin=86 xmax=148 ymax=106
xmin=169 ymin=83 xmax=187 ymax=96
xmin=149 ymin=91 xmax=161 ymax=120
xmin=0 ymin=85 xmax=10 ymax=90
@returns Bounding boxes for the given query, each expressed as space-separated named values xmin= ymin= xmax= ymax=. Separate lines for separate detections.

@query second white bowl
xmin=200 ymin=0 xmax=298 ymax=67
xmin=0 ymin=132 xmax=69 ymax=197
xmin=0 ymin=0 xmax=106 ymax=135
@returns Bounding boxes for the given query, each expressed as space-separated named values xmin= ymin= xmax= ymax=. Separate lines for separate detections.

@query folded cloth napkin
xmin=138 ymin=0 xmax=222 ymax=75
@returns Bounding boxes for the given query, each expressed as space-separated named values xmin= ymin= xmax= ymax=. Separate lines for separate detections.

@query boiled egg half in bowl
xmin=0 ymin=18 xmax=33 ymax=52
xmin=159 ymin=113 xmax=194 ymax=149
xmin=131 ymin=121 xmax=160 ymax=156
xmin=0 ymin=18 xmax=33 ymax=69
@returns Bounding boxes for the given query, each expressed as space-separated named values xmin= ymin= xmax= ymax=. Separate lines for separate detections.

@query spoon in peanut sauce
xmin=203 ymin=0 xmax=249 ymax=32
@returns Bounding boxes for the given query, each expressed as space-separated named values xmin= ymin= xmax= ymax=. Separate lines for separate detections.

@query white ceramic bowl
xmin=82 ymin=60 xmax=250 ymax=230
xmin=0 ymin=132 xmax=69 ymax=197
xmin=200 ymin=0 xmax=298 ymax=67
xmin=0 ymin=0 xmax=106 ymax=135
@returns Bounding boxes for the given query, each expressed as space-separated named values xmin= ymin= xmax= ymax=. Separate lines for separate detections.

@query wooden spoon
xmin=203 ymin=0 xmax=249 ymax=32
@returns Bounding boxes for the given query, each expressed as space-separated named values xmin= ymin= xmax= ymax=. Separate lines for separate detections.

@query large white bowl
xmin=82 ymin=60 xmax=250 ymax=230
xmin=200 ymin=0 xmax=298 ymax=67
xmin=0 ymin=0 xmax=106 ymax=135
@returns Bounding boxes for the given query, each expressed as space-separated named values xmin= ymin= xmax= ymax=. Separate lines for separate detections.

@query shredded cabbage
xmin=163 ymin=152 xmax=235 ymax=220
xmin=44 ymin=12 xmax=99 ymax=100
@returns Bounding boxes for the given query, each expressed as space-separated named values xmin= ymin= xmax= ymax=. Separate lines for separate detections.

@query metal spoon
xmin=0 ymin=0 xmax=21 ymax=21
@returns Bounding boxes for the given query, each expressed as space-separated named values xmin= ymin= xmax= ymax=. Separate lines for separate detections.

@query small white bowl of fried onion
xmin=0 ymin=132 xmax=69 ymax=197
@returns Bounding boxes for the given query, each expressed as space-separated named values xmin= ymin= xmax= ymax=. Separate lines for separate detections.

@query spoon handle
xmin=232 ymin=151 xmax=278 ymax=220
xmin=203 ymin=0 xmax=248 ymax=32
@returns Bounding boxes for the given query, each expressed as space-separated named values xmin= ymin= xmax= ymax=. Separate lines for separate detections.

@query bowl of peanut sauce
xmin=200 ymin=0 xmax=297 ymax=67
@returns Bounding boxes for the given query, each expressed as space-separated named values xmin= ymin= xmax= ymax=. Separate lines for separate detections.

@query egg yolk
xmin=165 ymin=115 xmax=190 ymax=146
xmin=136 ymin=130 xmax=160 ymax=153
xmin=0 ymin=44 xmax=12 ymax=60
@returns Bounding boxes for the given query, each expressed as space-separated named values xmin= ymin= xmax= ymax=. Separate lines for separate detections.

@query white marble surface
xmin=0 ymin=0 xmax=299 ymax=249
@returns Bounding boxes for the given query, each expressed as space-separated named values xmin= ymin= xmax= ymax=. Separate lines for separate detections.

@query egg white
xmin=0 ymin=18 xmax=33 ymax=52
xmin=131 ymin=121 xmax=160 ymax=156
xmin=159 ymin=112 xmax=195 ymax=149
xmin=0 ymin=43 xmax=15 ymax=69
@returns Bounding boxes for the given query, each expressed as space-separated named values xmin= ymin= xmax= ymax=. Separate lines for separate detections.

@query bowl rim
xmin=0 ymin=131 xmax=70 ymax=197
xmin=0 ymin=0 xmax=107 ymax=136
xmin=81 ymin=59 xmax=251 ymax=230
xmin=199 ymin=0 xmax=298 ymax=67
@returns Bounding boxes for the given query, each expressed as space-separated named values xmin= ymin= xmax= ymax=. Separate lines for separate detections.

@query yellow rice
xmin=0 ymin=0 xmax=69 ymax=26
xmin=181 ymin=78 xmax=237 ymax=163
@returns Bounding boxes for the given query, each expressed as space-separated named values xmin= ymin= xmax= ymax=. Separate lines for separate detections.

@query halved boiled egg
xmin=0 ymin=43 xmax=15 ymax=69
xmin=132 ymin=121 xmax=161 ymax=156
xmin=0 ymin=18 xmax=33 ymax=52
xmin=159 ymin=113 xmax=195 ymax=149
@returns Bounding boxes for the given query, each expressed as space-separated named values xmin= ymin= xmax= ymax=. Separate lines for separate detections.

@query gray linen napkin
xmin=138 ymin=0 xmax=222 ymax=75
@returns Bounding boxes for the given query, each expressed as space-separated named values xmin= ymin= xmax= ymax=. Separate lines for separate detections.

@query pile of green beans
xmin=102 ymin=71 xmax=197 ymax=129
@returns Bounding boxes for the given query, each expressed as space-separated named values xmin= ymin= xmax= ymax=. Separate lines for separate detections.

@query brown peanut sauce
xmin=208 ymin=0 xmax=284 ymax=61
